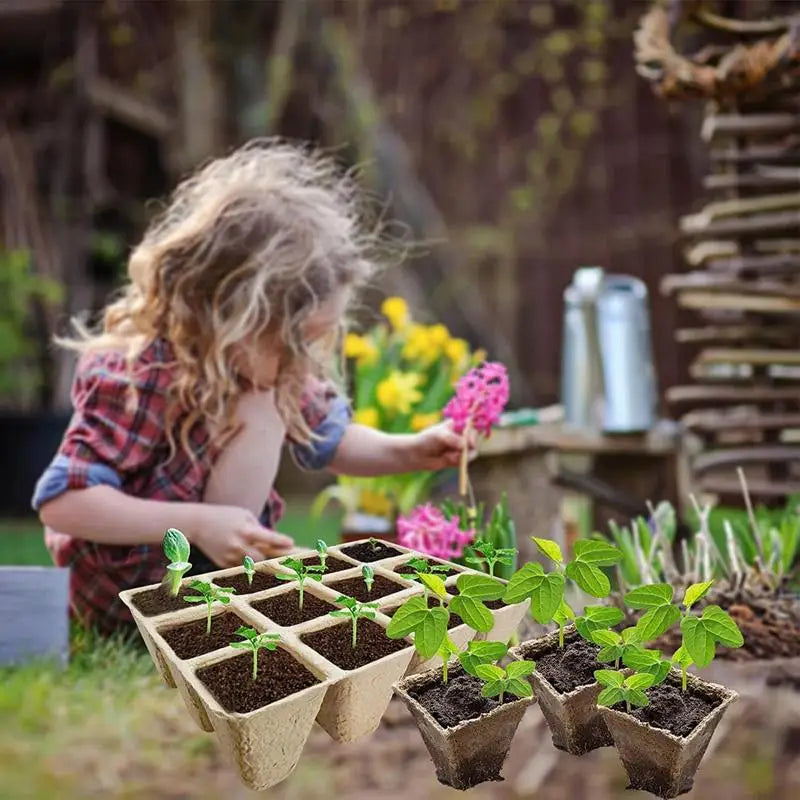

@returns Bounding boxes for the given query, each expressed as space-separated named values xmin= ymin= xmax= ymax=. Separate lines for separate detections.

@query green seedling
xmin=229 ymin=626 xmax=281 ymax=679
xmin=595 ymin=669 xmax=658 ymax=713
xmin=503 ymin=537 xmax=623 ymax=645
xmin=362 ymin=565 xmax=375 ymax=594
xmin=437 ymin=636 xmax=461 ymax=683
xmin=184 ymin=580 xmax=235 ymax=635
xmin=474 ymin=661 xmax=535 ymax=702
xmin=243 ymin=556 xmax=256 ymax=587
xmin=316 ymin=539 xmax=328 ymax=570
xmin=458 ymin=640 xmax=509 ymax=677
xmin=276 ymin=557 xmax=325 ymax=609
xmin=163 ymin=528 xmax=192 ymax=596
xmin=622 ymin=646 xmax=672 ymax=685
xmin=574 ymin=605 xmax=625 ymax=643
xmin=449 ymin=573 xmax=506 ymax=633
xmin=403 ymin=556 xmax=452 ymax=580
xmin=591 ymin=627 xmax=644 ymax=670
xmin=671 ymin=645 xmax=695 ymax=692
xmin=329 ymin=595 xmax=379 ymax=648
xmin=465 ymin=539 xmax=517 ymax=578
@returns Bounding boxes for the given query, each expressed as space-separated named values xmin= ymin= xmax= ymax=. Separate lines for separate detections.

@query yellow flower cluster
xmin=344 ymin=332 xmax=378 ymax=367
xmin=381 ymin=296 xmax=410 ymax=331
xmin=376 ymin=370 xmax=423 ymax=415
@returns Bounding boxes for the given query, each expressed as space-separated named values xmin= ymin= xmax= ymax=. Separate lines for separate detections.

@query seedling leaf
xmin=455 ymin=573 xmax=506 ymax=601
xmin=597 ymin=686 xmax=625 ymax=706
xmin=636 ymin=603 xmax=681 ymax=641
xmin=506 ymin=660 xmax=536 ymax=679
xmin=459 ymin=640 xmax=508 ymax=677
xmin=531 ymin=537 xmax=563 ymax=564
xmin=163 ymin=528 xmax=190 ymax=564
xmin=701 ymin=605 xmax=744 ymax=648
xmin=682 ymin=580 xmax=713 ymax=610
xmin=680 ymin=615 xmax=716 ymax=668
xmin=474 ymin=663 xmax=505 ymax=681
xmin=565 ymin=560 xmax=610 ymax=598
xmin=625 ymin=672 xmax=656 ymax=690
xmin=502 ymin=562 xmax=544 ymax=604
xmin=418 ymin=572 xmax=448 ymax=600
xmin=573 ymin=540 xmax=623 ymax=566
xmin=594 ymin=669 xmax=625 ymax=687
xmin=624 ymin=583 xmax=674 ymax=609
xmin=449 ymin=594 xmax=494 ymax=633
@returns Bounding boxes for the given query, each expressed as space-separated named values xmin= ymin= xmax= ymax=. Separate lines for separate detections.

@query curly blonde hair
xmin=61 ymin=139 xmax=376 ymax=457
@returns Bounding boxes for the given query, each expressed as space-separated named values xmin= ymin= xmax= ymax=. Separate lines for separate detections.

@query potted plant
xmin=506 ymin=535 xmax=625 ymax=754
xmin=312 ymin=296 xmax=485 ymax=541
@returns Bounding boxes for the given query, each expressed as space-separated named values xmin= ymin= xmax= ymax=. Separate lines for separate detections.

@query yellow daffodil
xmin=411 ymin=411 xmax=441 ymax=431
xmin=376 ymin=370 xmax=423 ymax=415
xmin=427 ymin=324 xmax=450 ymax=349
xmin=471 ymin=348 xmax=488 ymax=365
xmin=354 ymin=408 xmax=379 ymax=428
xmin=444 ymin=337 xmax=469 ymax=364
xmin=381 ymin=296 xmax=410 ymax=331
xmin=344 ymin=332 xmax=378 ymax=366
xmin=402 ymin=323 xmax=451 ymax=364
xmin=358 ymin=488 xmax=394 ymax=517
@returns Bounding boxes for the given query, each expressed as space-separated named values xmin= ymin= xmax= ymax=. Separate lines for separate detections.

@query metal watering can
xmin=561 ymin=268 xmax=657 ymax=433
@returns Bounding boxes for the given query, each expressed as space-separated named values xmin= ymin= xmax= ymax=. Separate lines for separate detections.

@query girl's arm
xmin=328 ymin=422 xmax=472 ymax=477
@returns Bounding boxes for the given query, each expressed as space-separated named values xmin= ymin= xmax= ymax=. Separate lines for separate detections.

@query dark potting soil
xmin=217 ymin=570 xmax=283 ymax=596
xmin=131 ymin=584 xmax=195 ymax=616
xmin=300 ymin=618 xmax=408 ymax=670
xmin=327 ymin=574 xmax=407 ymax=602
xmin=450 ymin=584 xmax=506 ymax=611
xmin=340 ymin=541 xmax=404 ymax=562
xmin=160 ymin=611 xmax=246 ymax=660
xmin=300 ymin=554 xmax=354 ymax=573
xmin=408 ymin=670 xmax=517 ymax=729
xmin=524 ymin=633 xmax=603 ymax=694
xmin=394 ymin=561 xmax=461 ymax=579
xmin=251 ymin=589 xmax=335 ymax=627
xmin=197 ymin=649 xmax=319 ymax=714
xmin=385 ymin=596 xmax=463 ymax=629
xmin=612 ymin=680 xmax=722 ymax=738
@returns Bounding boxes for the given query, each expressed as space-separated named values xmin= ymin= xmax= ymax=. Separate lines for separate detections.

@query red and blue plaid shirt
xmin=32 ymin=337 xmax=350 ymax=633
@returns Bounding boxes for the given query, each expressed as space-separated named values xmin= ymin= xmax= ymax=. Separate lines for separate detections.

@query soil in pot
xmin=300 ymin=619 xmax=407 ymax=670
xmin=394 ymin=561 xmax=461 ymax=579
xmin=523 ymin=631 xmax=602 ymax=693
xmin=385 ymin=597 xmax=463 ymax=629
xmin=300 ymin=555 xmax=354 ymax=573
xmin=449 ymin=584 xmax=506 ymax=611
xmin=340 ymin=541 xmax=404 ymax=562
xmin=611 ymin=681 xmax=722 ymax=738
xmin=407 ymin=670 xmax=517 ymax=728
xmin=327 ymin=574 xmax=408 ymax=602
xmin=131 ymin=584 xmax=195 ymax=616
xmin=160 ymin=611 xmax=247 ymax=660
xmin=219 ymin=570 xmax=283 ymax=596
xmin=251 ymin=589 xmax=336 ymax=627
xmin=196 ymin=650 xmax=319 ymax=714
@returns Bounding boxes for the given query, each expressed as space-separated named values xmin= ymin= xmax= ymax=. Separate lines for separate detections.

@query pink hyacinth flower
xmin=397 ymin=503 xmax=475 ymax=560
xmin=443 ymin=361 xmax=510 ymax=436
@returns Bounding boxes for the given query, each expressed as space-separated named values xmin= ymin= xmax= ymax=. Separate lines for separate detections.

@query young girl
xmin=33 ymin=140 xmax=471 ymax=633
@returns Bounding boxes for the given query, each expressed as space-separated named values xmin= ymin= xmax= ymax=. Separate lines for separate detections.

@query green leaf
xmin=625 ymin=672 xmax=656 ymax=690
xmin=413 ymin=605 xmax=450 ymax=659
xmin=680 ymin=615 xmax=716 ymax=668
xmin=418 ymin=572 xmax=448 ymax=599
xmin=163 ymin=528 xmax=190 ymax=563
xmin=573 ymin=540 xmax=622 ymax=566
xmin=386 ymin=596 xmax=429 ymax=638
xmin=622 ymin=647 xmax=661 ymax=670
xmin=502 ymin=562 xmax=544 ymax=604
xmin=591 ymin=629 xmax=621 ymax=647
xmin=506 ymin=677 xmax=533 ymax=698
xmin=553 ymin=600 xmax=575 ymax=626
xmin=597 ymin=686 xmax=624 ymax=706
xmin=166 ymin=561 xmax=191 ymax=573
xmin=506 ymin=660 xmax=536 ymax=678
xmin=645 ymin=660 xmax=671 ymax=685
xmin=531 ymin=537 xmax=563 ymax=564
xmin=701 ymin=606 xmax=744 ymax=648
xmin=672 ymin=645 xmax=693 ymax=668
xmin=459 ymin=641 xmax=508 ymax=677
xmin=627 ymin=688 xmax=650 ymax=708
xmin=584 ymin=605 xmax=625 ymax=626
xmin=683 ymin=581 xmax=713 ymax=610
xmin=183 ymin=596 xmax=205 ymax=603
xmin=594 ymin=669 xmax=625 ymax=687
xmin=481 ymin=680 xmax=506 ymax=698
xmin=624 ymin=583 xmax=674 ymax=610
xmin=449 ymin=594 xmax=494 ymax=633
xmin=529 ymin=573 xmax=566 ymax=624
xmin=455 ymin=573 xmax=506 ymax=601
xmin=565 ymin=560 xmax=610 ymax=598
xmin=636 ymin=604 xmax=681 ymax=641
xmin=621 ymin=627 xmax=641 ymax=645
xmin=596 ymin=646 xmax=621 ymax=663
xmin=474 ymin=663 xmax=506 ymax=681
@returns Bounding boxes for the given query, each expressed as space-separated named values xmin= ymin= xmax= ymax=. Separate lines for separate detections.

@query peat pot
xmin=394 ymin=661 xmax=535 ymax=790
xmin=598 ymin=670 xmax=738 ymax=799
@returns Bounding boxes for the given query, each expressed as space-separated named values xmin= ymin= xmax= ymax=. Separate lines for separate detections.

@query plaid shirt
xmin=32 ymin=337 xmax=350 ymax=633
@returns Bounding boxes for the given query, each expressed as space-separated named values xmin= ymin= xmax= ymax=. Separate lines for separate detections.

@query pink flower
xmin=443 ymin=361 xmax=510 ymax=436
xmin=397 ymin=503 xmax=475 ymax=560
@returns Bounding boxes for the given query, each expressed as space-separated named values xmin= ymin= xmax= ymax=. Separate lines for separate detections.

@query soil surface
xmin=251 ymin=589 xmax=335 ymax=627
xmin=612 ymin=680 xmax=722 ymax=738
xmin=131 ymin=584 xmax=195 ymax=616
xmin=523 ymin=632 xmax=603 ymax=694
xmin=327 ymin=574 xmax=407 ymax=602
xmin=215 ymin=570 xmax=283 ymax=596
xmin=301 ymin=618 xmax=408 ymax=670
xmin=394 ymin=561 xmax=461 ymax=579
xmin=450 ymin=584 xmax=506 ymax=610
xmin=197 ymin=650 xmax=319 ymax=714
xmin=300 ymin=554 xmax=354 ymax=573
xmin=407 ymin=669 xmax=517 ymax=728
xmin=341 ymin=541 xmax=404 ymax=562
xmin=159 ymin=611 xmax=245 ymax=660
xmin=385 ymin=596 xmax=462 ymax=629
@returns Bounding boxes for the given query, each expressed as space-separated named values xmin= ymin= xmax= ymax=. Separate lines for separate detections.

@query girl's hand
xmin=193 ymin=504 xmax=295 ymax=566
xmin=403 ymin=421 xmax=478 ymax=472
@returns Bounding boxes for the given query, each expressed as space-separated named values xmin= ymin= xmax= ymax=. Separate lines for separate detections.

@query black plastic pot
xmin=0 ymin=412 xmax=70 ymax=516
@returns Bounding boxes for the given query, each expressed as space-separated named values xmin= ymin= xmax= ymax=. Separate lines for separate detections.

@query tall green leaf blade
xmin=565 ymin=561 xmax=610 ymax=597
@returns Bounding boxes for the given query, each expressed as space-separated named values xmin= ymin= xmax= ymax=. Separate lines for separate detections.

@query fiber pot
xmin=510 ymin=625 xmax=612 ymax=755
xmin=599 ymin=671 xmax=738 ymax=798
xmin=394 ymin=661 xmax=535 ymax=790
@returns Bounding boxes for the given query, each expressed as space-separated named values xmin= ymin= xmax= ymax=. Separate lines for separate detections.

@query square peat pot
xmin=599 ymin=671 xmax=738 ymax=799
xmin=0 ymin=567 xmax=69 ymax=667
xmin=394 ymin=661 xmax=535 ymax=790
xmin=510 ymin=625 xmax=612 ymax=755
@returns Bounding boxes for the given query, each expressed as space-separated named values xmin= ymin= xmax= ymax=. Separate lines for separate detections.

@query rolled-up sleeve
xmin=289 ymin=379 xmax=351 ymax=471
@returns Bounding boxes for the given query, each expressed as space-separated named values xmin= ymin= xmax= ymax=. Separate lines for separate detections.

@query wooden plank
xmin=703 ymin=172 xmax=800 ymax=191
xmin=695 ymin=348 xmax=800 ymax=367
xmin=698 ymin=475 xmax=800 ymax=498
xmin=681 ymin=192 xmax=800 ymax=227
xmin=702 ymin=114 xmax=800 ymax=142
xmin=709 ymin=143 xmax=800 ymax=164
xmin=667 ymin=384 xmax=800 ymax=408
xmin=681 ymin=410 xmax=800 ymax=433
xmin=681 ymin=210 xmax=800 ymax=239
xmin=662 ymin=273 xmax=800 ymax=297
xmin=693 ymin=446 xmax=800 ymax=474
xmin=675 ymin=325 xmax=797 ymax=344
xmin=677 ymin=290 xmax=800 ymax=314
xmin=705 ymin=253 xmax=800 ymax=277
